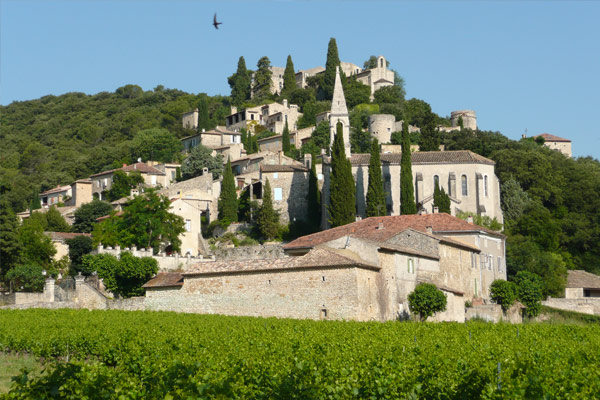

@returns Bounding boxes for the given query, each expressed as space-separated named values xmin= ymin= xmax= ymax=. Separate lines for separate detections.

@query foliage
xmin=365 ymin=139 xmax=386 ymax=217
xmin=400 ymin=121 xmax=417 ymax=215
xmin=489 ymin=279 xmax=518 ymax=311
xmin=297 ymin=100 xmax=330 ymax=129
xmin=130 ymin=128 xmax=182 ymax=163
xmin=18 ymin=215 xmax=56 ymax=268
xmin=433 ymin=181 xmax=451 ymax=214
xmin=349 ymin=106 xmax=373 ymax=154
xmin=373 ymin=85 xmax=405 ymax=105
xmin=306 ymin=152 xmax=321 ymax=232
xmin=30 ymin=188 xmax=41 ymax=211
xmin=106 ymin=170 xmax=144 ymax=202
xmin=45 ymin=206 xmax=71 ymax=232
xmin=228 ymin=56 xmax=252 ymax=106
xmin=180 ymin=144 xmax=223 ymax=180
xmin=93 ymin=190 xmax=185 ymax=254
xmin=407 ymin=282 xmax=447 ymax=321
xmin=65 ymin=235 xmax=94 ymax=275
xmin=253 ymin=56 xmax=273 ymax=101
xmin=218 ymin=159 xmax=238 ymax=225
xmin=82 ymin=252 xmax=157 ymax=298
xmin=5 ymin=263 xmax=46 ymax=292
xmin=321 ymin=38 xmax=344 ymax=100
xmin=500 ymin=177 xmax=531 ymax=229
xmin=0 ymin=199 xmax=23 ymax=277
xmin=328 ymin=122 xmax=356 ymax=227
xmin=281 ymin=55 xmax=296 ymax=98
xmin=237 ymin=187 xmax=258 ymax=223
xmin=514 ymin=271 xmax=544 ymax=318
xmin=310 ymin=121 xmax=331 ymax=152
xmin=72 ymin=200 xmax=113 ymax=233
xmin=256 ymin=179 xmax=280 ymax=240
xmin=196 ymin=96 xmax=212 ymax=132
xmin=343 ymin=76 xmax=370 ymax=109
xmin=282 ymin=121 xmax=291 ymax=155
xmin=456 ymin=211 xmax=503 ymax=231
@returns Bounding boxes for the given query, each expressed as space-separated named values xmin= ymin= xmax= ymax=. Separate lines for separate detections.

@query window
xmin=471 ymin=253 xmax=477 ymax=269
xmin=488 ymin=255 xmax=493 ymax=270
xmin=274 ymin=187 xmax=283 ymax=201
xmin=407 ymin=258 xmax=415 ymax=274
xmin=251 ymin=114 xmax=255 ymax=120
xmin=497 ymin=256 xmax=502 ymax=272
xmin=318 ymin=173 xmax=323 ymax=181
xmin=171 ymin=171 xmax=176 ymax=181
xmin=151 ymin=175 xmax=157 ymax=185
xmin=461 ymin=175 xmax=468 ymax=196
xmin=285 ymin=114 xmax=288 ymax=123
xmin=433 ymin=175 xmax=439 ymax=188
xmin=273 ymin=173 xmax=278 ymax=179
xmin=185 ymin=219 xmax=191 ymax=232
xmin=484 ymin=175 xmax=489 ymax=197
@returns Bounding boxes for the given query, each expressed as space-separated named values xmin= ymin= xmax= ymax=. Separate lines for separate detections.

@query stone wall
xmin=211 ymin=245 xmax=285 ymax=261
xmin=542 ymin=298 xmax=600 ymax=315
xmin=465 ymin=303 xmax=522 ymax=323
xmin=96 ymin=245 xmax=215 ymax=272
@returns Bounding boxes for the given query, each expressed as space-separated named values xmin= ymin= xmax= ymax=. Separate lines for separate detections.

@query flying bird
xmin=213 ymin=13 xmax=222 ymax=30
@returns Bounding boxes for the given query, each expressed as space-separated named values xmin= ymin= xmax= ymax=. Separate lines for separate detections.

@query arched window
xmin=484 ymin=175 xmax=489 ymax=197
xmin=433 ymin=175 xmax=439 ymax=188
xmin=461 ymin=175 xmax=468 ymax=196
xmin=380 ymin=58 xmax=384 ymax=68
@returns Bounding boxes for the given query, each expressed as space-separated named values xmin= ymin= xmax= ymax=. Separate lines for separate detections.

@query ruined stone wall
xmin=465 ymin=303 xmax=523 ymax=323
xmin=542 ymin=298 xmax=600 ymax=315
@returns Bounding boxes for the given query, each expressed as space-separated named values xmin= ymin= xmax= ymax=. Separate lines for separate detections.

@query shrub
xmin=408 ymin=283 xmax=447 ymax=321
xmin=6 ymin=263 xmax=46 ymax=292
xmin=66 ymin=235 xmax=94 ymax=275
xmin=514 ymin=271 xmax=544 ymax=318
xmin=490 ymin=279 xmax=518 ymax=311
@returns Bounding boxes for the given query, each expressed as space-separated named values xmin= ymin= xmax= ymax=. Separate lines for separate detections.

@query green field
xmin=0 ymin=309 xmax=599 ymax=399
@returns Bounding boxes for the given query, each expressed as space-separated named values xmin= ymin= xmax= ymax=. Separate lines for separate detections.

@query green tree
xmin=344 ymin=76 xmax=371 ymax=109
xmin=500 ymin=177 xmax=531 ymax=229
xmin=256 ymin=179 xmax=280 ymax=240
xmin=419 ymin=124 xmax=442 ymax=152
xmin=107 ymin=170 xmax=144 ymax=202
xmin=321 ymin=38 xmax=343 ymax=100
xmin=373 ymin=85 xmax=405 ymax=105
xmin=181 ymin=144 xmax=223 ymax=180
xmin=456 ymin=211 xmax=503 ymax=231
xmin=131 ymin=128 xmax=182 ymax=163
xmin=514 ymin=271 xmax=544 ymax=318
xmin=433 ymin=181 xmax=451 ymax=214
xmin=282 ymin=121 xmax=291 ymax=155
xmin=0 ymin=199 xmax=22 ymax=279
xmin=6 ymin=263 xmax=46 ymax=292
xmin=196 ymin=96 xmax=211 ymax=132
xmin=218 ymin=158 xmax=238 ymax=224
xmin=282 ymin=55 xmax=296 ymax=98
xmin=408 ymin=283 xmax=447 ymax=321
xmin=400 ymin=122 xmax=417 ymax=215
xmin=228 ymin=56 xmax=252 ymax=106
xmin=328 ymin=122 xmax=356 ymax=227
xmin=45 ymin=206 xmax=71 ymax=232
xmin=490 ymin=279 xmax=518 ymax=311
xmin=306 ymin=152 xmax=321 ymax=232
xmin=66 ymin=235 xmax=94 ymax=275
xmin=365 ymin=139 xmax=386 ymax=217
xmin=253 ymin=56 xmax=273 ymax=101
xmin=72 ymin=200 xmax=113 ymax=233
xmin=18 ymin=215 xmax=55 ymax=268
xmin=30 ymin=188 xmax=41 ymax=211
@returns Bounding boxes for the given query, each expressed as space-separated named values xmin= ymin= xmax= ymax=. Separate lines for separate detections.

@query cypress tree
xmin=282 ymin=121 xmax=291 ymax=155
xmin=197 ymin=96 xmax=211 ymax=132
xmin=282 ymin=55 xmax=296 ymax=97
xmin=228 ymin=56 xmax=251 ymax=106
xmin=253 ymin=56 xmax=273 ymax=101
xmin=257 ymin=179 xmax=280 ymax=240
xmin=30 ymin=188 xmax=41 ymax=213
xmin=328 ymin=122 xmax=356 ymax=227
xmin=306 ymin=151 xmax=321 ymax=232
xmin=400 ymin=121 xmax=417 ymax=215
xmin=433 ymin=181 xmax=451 ymax=214
xmin=365 ymin=138 xmax=387 ymax=217
xmin=218 ymin=158 xmax=238 ymax=224
xmin=0 ymin=199 xmax=22 ymax=276
xmin=322 ymin=38 xmax=344 ymax=100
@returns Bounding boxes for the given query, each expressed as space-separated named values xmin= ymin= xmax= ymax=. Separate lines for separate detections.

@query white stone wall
xmin=542 ymin=298 xmax=600 ymax=315
xmin=182 ymin=110 xmax=198 ymax=130
xmin=543 ymin=141 xmax=572 ymax=158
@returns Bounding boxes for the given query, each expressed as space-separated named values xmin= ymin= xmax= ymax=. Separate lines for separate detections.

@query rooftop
xmin=261 ymin=164 xmax=308 ymax=173
xmin=40 ymin=185 xmax=71 ymax=196
xmin=89 ymin=162 xmax=165 ymax=178
xmin=347 ymin=150 xmax=495 ymax=166
xmin=143 ymin=272 xmax=184 ymax=288
xmin=534 ymin=133 xmax=571 ymax=143
xmin=567 ymin=270 xmax=600 ymax=289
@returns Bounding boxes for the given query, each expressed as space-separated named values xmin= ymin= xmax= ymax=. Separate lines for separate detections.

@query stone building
xmin=225 ymin=100 xmax=302 ymax=134
xmin=438 ymin=110 xmax=478 ymax=133
xmin=295 ymin=66 xmax=325 ymax=89
xmin=182 ymin=109 xmax=199 ymax=130
xmin=39 ymin=185 xmax=72 ymax=208
xmin=257 ymin=126 xmax=315 ymax=153
xmin=45 ymin=232 xmax=92 ymax=261
xmin=260 ymin=164 xmax=309 ymax=224
xmin=329 ymin=66 xmax=352 ymax=156
xmin=533 ymin=133 xmax=572 ymax=158
xmin=543 ymin=270 xmax=600 ymax=315
xmin=368 ymin=114 xmax=420 ymax=143
xmin=353 ymin=56 xmax=394 ymax=101
xmin=142 ymin=213 xmax=506 ymax=322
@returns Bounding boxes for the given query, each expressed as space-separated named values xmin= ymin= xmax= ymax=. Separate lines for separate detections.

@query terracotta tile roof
xmin=45 ymin=232 xmax=92 ymax=241
xmin=566 ymin=270 xmax=600 ymax=289
xmin=283 ymin=213 xmax=503 ymax=250
xmin=96 ymin=211 xmax=123 ymax=221
xmin=261 ymin=164 xmax=308 ymax=173
xmin=183 ymin=246 xmax=379 ymax=276
xmin=40 ymin=185 xmax=71 ymax=196
xmin=348 ymin=150 xmax=495 ymax=166
xmin=89 ymin=162 xmax=165 ymax=178
xmin=534 ymin=133 xmax=571 ymax=143
xmin=143 ymin=273 xmax=184 ymax=288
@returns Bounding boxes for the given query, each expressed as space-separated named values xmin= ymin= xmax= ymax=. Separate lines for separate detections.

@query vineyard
xmin=0 ymin=309 xmax=599 ymax=399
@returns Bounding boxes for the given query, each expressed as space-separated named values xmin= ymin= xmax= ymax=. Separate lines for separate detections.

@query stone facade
xmin=182 ymin=109 xmax=199 ymax=130
xmin=542 ymin=298 xmax=600 ymax=316
xmin=329 ymin=66 xmax=351 ymax=156
xmin=96 ymin=245 xmax=215 ymax=271
xmin=40 ymin=185 xmax=72 ymax=207
xmin=260 ymin=164 xmax=310 ymax=223
xmin=353 ymin=56 xmax=394 ymax=101
xmin=465 ymin=303 xmax=523 ymax=323
xmin=368 ymin=114 xmax=420 ymax=143
xmin=533 ymin=133 xmax=572 ymax=158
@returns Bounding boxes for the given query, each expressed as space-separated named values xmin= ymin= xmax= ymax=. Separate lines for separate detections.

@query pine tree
xmin=400 ymin=121 xmax=417 ymax=215
xmin=322 ymin=38 xmax=344 ymax=100
xmin=218 ymin=158 xmax=238 ymax=224
xmin=306 ymin=151 xmax=321 ymax=232
xmin=365 ymin=138 xmax=386 ymax=217
xmin=257 ymin=179 xmax=280 ymax=240
xmin=228 ymin=56 xmax=252 ymax=106
xmin=253 ymin=56 xmax=273 ymax=101
xmin=328 ymin=122 xmax=356 ymax=227
xmin=282 ymin=55 xmax=296 ymax=98
xmin=197 ymin=96 xmax=211 ymax=132
xmin=282 ymin=121 xmax=291 ymax=155
xmin=433 ymin=180 xmax=451 ymax=214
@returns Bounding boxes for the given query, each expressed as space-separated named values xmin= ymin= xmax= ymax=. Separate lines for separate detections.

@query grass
xmin=538 ymin=305 xmax=600 ymax=325
xmin=0 ymin=353 xmax=42 ymax=393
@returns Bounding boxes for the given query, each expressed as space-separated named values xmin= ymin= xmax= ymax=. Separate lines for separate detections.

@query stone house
xmin=39 ymin=185 xmax=72 ymax=207
xmin=230 ymin=150 xmax=300 ymax=178
xmin=368 ymin=114 xmax=420 ymax=143
xmin=438 ymin=110 xmax=478 ymax=132
xmin=543 ymin=270 xmax=600 ymax=315
xmin=260 ymin=164 xmax=309 ymax=224
xmin=257 ymin=126 xmax=315 ymax=153
xmin=169 ymin=198 xmax=210 ymax=256
xmin=182 ymin=108 xmax=199 ymax=130
xmin=225 ymin=100 xmax=302 ymax=135
xmin=353 ymin=56 xmax=394 ymax=101
xmin=225 ymin=105 xmax=263 ymax=132
xmin=295 ymin=66 xmax=325 ymax=89
xmin=45 ymin=232 xmax=92 ymax=261
xmin=142 ymin=213 xmax=506 ymax=322
xmin=533 ymin=133 xmax=572 ymax=158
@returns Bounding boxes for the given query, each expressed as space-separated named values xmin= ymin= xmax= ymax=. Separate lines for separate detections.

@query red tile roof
xmin=348 ymin=150 xmax=495 ymax=166
xmin=534 ymin=133 xmax=571 ymax=143
xmin=283 ymin=213 xmax=503 ymax=250
xmin=89 ymin=162 xmax=165 ymax=178
xmin=143 ymin=273 xmax=184 ymax=288
xmin=40 ymin=185 xmax=71 ymax=196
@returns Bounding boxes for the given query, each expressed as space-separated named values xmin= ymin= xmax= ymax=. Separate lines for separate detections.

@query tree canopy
xmin=328 ymin=122 xmax=356 ymax=227
xmin=181 ymin=144 xmax=223 ymax=180
xmin=130 ymin=128 xmax=182 ymax=163
xmin=408 ymin=283 xmax=447 ymax=321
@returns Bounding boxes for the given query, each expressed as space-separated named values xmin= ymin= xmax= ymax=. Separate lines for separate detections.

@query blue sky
xmin=2 ymin=0 xmax=599 ymax=158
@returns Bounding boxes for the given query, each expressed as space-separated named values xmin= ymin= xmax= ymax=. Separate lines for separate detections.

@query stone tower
xmin=329 ymin=66 xmax=351 ymax=157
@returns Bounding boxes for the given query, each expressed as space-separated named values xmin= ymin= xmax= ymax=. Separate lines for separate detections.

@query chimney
xmin=356 ymin=215 xmax=362 ymax=222
xmin=231 ymin=106 xmax=238 ymax=114
xmin=377 ymin=222 xmax=384 ymax=230
xmin=418 ymin=207 xmax=427 ymax=215
xmin=283 ymin=99 xmax=288 ymax=108
xmin=522 ymin=134 xmax=527 ymax=139
xmin=278 ymin=150 xmax=283 ymax=164
xmin=202 ymin=128 xmax=205 ymax=133
xmin=122 ymin=163 xmax=127 ymax=168
xmin=467 ymin=215 xmax=474 ymax=224
xmin=426 ymin=226 xmax=433 ymax=234
xmin=433 ymin=207 xmax=439 ymax=214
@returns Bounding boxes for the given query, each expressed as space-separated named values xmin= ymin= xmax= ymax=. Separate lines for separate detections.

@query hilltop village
xmin=2 ymin=40 xmax=595 ymax=323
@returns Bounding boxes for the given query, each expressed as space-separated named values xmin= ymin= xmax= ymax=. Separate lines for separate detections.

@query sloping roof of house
xmin=283 ymin=213 xmax=503 ymax=251
xmin=143 ymin=272 xmax=184 ymax=288
xmin=566 ymin=270 xmax=600 ymax=289
xmin=348 ymin=150 xmax=495 ymax=166
xmin=89 ymin=162 xmax=165 ymax=178
xmin=183 ymin=246 xmax=379 ymax=276
xmin=40 ymin=185 xmax=71 ymax=196
xmin=45 ymin=232 xmax=92 ymax=242
xmin=260 ymin=164 xmax=308 ymax=173
xmin=534 ymin=133 xmax=571 ymax=143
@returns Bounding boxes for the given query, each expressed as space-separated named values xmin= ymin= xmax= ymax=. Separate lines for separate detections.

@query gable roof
xmin=534 ymin=133 xmax=571 ymax=143
xmin=183 ymin=246 xmax=379 ymax=276
xmin=143 ymin=273 xmax=184 ymax=288
xmin=283 ymin=213 xmax=503 ymax=251
xmin=348 ymin=150 xmax=495 ymax=166
xmin=261 ymin=164 xmax=308 ymax=173
xmin=566 ymin=270 xmax=600 ymax=289
xmin=45 ymin=232 xmax=92 ymax=242
xmin=40 ymin=185 xmax=71 ymax=196
xmin=89 ymin=162 xmax=165 ymax=178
